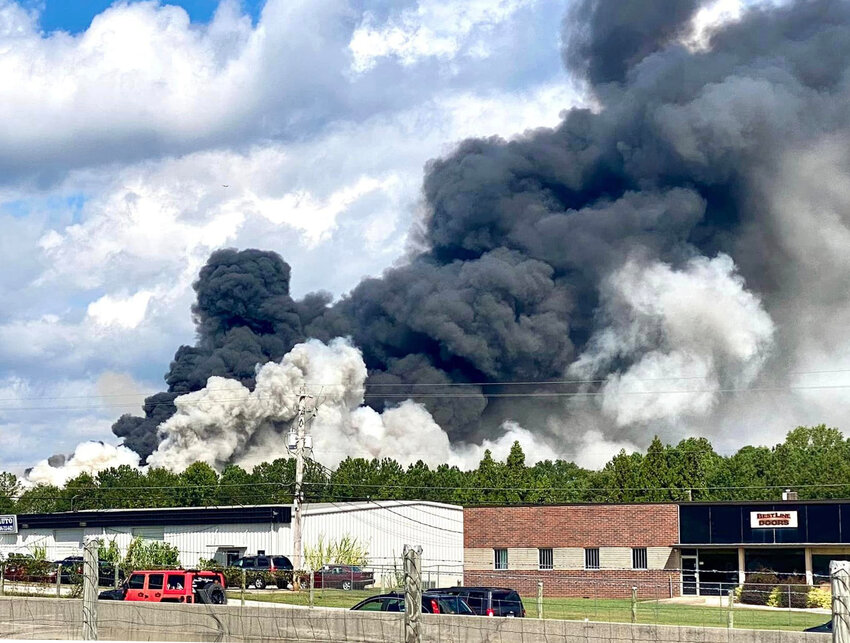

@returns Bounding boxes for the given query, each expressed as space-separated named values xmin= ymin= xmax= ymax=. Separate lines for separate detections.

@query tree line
xmin=2 ymin=424 xmax=849 ymax=513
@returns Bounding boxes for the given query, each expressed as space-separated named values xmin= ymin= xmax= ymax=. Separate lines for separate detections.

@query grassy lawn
xmin=228 ymin=588 xmax=377 ymax=609
xmin=524 ymin=598 xmax=828 ymax=631
xmin=230 ymin=590 xmax=828 ymax=631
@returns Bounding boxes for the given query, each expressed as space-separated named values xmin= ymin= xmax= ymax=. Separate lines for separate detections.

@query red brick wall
xmin=464 ymin=569 xmax=681 ymax=599
xmin=464 ymin=504 xmax=679 ymax=548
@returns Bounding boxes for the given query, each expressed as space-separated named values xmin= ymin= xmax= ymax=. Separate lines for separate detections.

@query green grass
xmin=524 ymin=597 xmax=827 ymax=631
xmin=228 ymin=588 xmax=378 ymax=609
xmin=230 ymin=590 xmax=828 ymax=631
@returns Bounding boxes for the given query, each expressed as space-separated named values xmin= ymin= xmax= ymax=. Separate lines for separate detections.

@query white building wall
xmin=301 ymin=501 xmax=463 ymax=587
xmin=1 ymin=523 xmax=292 ymax=568
xmin=0 ymin=502 xmax=462 ymax=581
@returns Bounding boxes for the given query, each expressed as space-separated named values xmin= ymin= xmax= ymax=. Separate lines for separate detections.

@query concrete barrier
xmin=0 ymin=596 xmax=81 ymax=640
xmin=0 ymin=597 xmax=834 ymax=643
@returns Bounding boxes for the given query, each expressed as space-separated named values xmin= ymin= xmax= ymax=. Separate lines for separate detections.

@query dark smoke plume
xmin=115 ymin=0 xmax=850 ymax=463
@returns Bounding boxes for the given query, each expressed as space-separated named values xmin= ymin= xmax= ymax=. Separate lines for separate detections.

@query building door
xmin=682 ymin=554 xmax=698 ymax=596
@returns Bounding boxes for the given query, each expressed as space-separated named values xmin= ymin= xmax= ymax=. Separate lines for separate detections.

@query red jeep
xmin=98 ymin=570 xmax=227 ymax=604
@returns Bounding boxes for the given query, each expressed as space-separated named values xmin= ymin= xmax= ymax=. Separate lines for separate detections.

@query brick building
xmin=464 ymin=503 xmax=679 ymax=598
xmin=463 ymin=500 xmax=850 ymax=598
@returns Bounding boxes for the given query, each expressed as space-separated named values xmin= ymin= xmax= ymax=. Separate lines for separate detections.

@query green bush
xmin=772 ymin=578 xmax=811 ymax=608
xmin=305 ymin=534 xmax=369 ymax=569
xmin=122 ymin=537 xmax=180 ymax=572
xmin=808 ymin=586 xmax=831 ymax=609
xmin=740 ymin=571 xmax=781 ymax=605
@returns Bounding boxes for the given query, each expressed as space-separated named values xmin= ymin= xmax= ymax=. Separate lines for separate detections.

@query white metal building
xmin=0 ymin=501 xmax=463 ymax=584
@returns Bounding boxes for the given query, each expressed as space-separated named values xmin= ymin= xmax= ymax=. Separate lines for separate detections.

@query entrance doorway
xmin=682 ymin=551 xmax=698 ymax=595
xmin=697 ymin=549 xmax=738 ymax=596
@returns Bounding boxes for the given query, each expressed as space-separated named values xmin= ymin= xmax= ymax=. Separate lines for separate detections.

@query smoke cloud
xmin=148 ymin=338 xmax=558 ymax=472
xmin=27 ymin=442 xmax=140 ymax=488
xmin=113 ymin=0 xmax=850 ymax=469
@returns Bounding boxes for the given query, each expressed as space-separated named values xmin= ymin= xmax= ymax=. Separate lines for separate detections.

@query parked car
xmin=3 ymin=555 xmax=54 ymax=583
xmin=804 ymin=621 xmax=832 ymax=633
xmin=98 ymin=570 xmax=227 ymax=604
xmin=50 ymin=556 xmax=125 ymax=586
xmin=230 ymin=555 xmax=294 ymax=589
xmin=432 ymin=587 xmax=525 ymax=617
xmin=312 ymin=564 xmax=374 ymax=591
xmin=351 ymin=592 xmax=475 ymax=615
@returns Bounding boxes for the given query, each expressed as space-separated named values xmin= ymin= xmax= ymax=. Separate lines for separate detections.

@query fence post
xmin=56 ymin=563 xmax=62 ymax=598
xmin=404 ymin=545 xmax=423 ymax=643
xmin=631 ymin=586 xmax=638 ymax=624
xmin=309 ymin=570 xmax=315 ymax=608
xmin=113 ymin=564 xmax=119 ymax=590
xmin=831 ymin=561 xmax=850 ymax=643
xmin=537 ymin=581 xmax=544 ymax=620
xmin=1 ymin=562 xmax=4 ymax=596
xmin=669 ymin=576 xmax=673 ymax=598
xmin=81 ymin=539 xmax=98 ymax=640
xmin=726 ymin=589 xmax=734 ymax=629
xmin=240 ymin=569 xmax=246 ymax=607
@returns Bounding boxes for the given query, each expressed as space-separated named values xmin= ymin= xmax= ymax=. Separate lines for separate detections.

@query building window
xmin=633 ymin=547 xmax=648 ymax=570
xmin=494 ymin=548 xmax=508 ymax=570
xmin=539 ymin=548 xmax=553 ymax=570
xmin=585 ymin=548 xmax=600 ymax=570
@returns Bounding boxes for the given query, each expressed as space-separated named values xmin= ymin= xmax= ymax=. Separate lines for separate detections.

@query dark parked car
xmin=51 ymin=556 xmax=125 ymax=586
xmin=804 ymin=621 xmax=832 ymax=633
xmin=433 ymin=587 xmax=525 ymax=617
xmin=312 ymin=564 xmax=374 ymax=590
xmin=351 ymin=592 xmax=475 ymax=615
xmin=3 ymin=555 xmax=52 ymax=583
xmin=230 ymin=555 xmax=294 ymax=589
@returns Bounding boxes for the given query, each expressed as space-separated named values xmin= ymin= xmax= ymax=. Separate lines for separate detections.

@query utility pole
xmin=291 ymin=386 xmax=315 ymax=573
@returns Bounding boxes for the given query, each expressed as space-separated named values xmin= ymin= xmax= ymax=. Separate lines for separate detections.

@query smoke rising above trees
xmin=113 ymin=0 xmax=850 ymax=468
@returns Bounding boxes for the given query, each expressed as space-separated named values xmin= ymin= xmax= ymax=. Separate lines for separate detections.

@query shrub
xmin=773 ymin=578 xmax=812 ymax=608
xmin=305 ymin=534 xmax=368 ymax=570
xmin=808 ymin=586 xmax=831 ymax=609
xmin=122 ymin=537 xmax=180 ymax=572
xmin=740 ymin=571 xmax=781 ymax=605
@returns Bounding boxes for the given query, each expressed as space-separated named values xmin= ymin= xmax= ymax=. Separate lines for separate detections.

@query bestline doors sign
xmin=750 ymin=511 xmax=798 ymax=528
xmin=0 ymin=515 xmax=17 ymax=534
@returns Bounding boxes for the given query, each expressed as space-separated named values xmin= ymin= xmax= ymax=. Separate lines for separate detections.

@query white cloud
xmin=0 ymin=0 xmax=574 ymax=469
xmin=87 ymin=291 xmax=154 ymax=329
xmin=349 ymin=0 xmax=535 ymax=71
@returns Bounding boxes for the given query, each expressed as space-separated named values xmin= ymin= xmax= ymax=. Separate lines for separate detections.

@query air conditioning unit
xmin=782 ymin=489 xmax=798 ymax=501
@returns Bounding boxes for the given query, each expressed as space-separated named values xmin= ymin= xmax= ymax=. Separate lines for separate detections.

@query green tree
xmin=215 ymin=464 xmax=253 ymax=505
xmin=601 ymin=449 xmax=643 ymax=502
xmin=770 ymin=425 xmax=850 ymax=498
xmin=176 ymin=462 xmax=219 ymax=506
xmin=96 ymin=465 xmax=147 ymax=508
xmin=0 ymin=472 xmax=20 ymax=513
xmin=142 ymin=467 xmax=181 ymax=507
xmin=15 ymin=484 xmax=62 ymax=513
xmin=59 ymin=473 xmax=98 ymax=511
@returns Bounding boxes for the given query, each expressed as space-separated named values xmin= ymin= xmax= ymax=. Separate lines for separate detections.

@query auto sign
xmin=0 ymin=515 xmax=17 ymax=534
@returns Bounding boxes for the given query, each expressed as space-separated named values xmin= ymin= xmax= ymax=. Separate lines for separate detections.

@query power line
xmin=1 ymin=366 xmax=850 ymax=404
xmin=3 ymin=380 xmax=850 ymax=412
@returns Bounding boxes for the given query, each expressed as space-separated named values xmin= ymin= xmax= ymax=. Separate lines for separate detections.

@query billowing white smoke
xmin=148 ymin=338 xmax=560 ymax=472
xmin=27 ymin=441 xmax=140 ymax=487
xmin=571 ymin=253 xmax=775 ymax=427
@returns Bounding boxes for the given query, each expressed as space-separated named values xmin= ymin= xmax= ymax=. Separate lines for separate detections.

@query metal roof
xmin=16 ymin=505 xmax=292 ymax=530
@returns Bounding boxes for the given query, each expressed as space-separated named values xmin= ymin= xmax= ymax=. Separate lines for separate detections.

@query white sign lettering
xmin=750 ymin=511 xmax=797 ymax=529
xmin=0 ymin=515 xmax=17 ymax=534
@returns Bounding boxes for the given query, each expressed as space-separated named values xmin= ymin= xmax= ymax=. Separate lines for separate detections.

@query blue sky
xmin=27 ymin=0 xmax=265 ymax=32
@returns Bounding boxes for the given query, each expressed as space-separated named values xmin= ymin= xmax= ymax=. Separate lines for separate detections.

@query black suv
xmin=351 ymin=592 xmax=475 ymax=615
xmin=230 ymin=555 xmax=293 ymax=589
xmin=53 ymin=556 xmax=125 ymax=587
xmin=433 ymin=587 xmax=525 ymax=617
